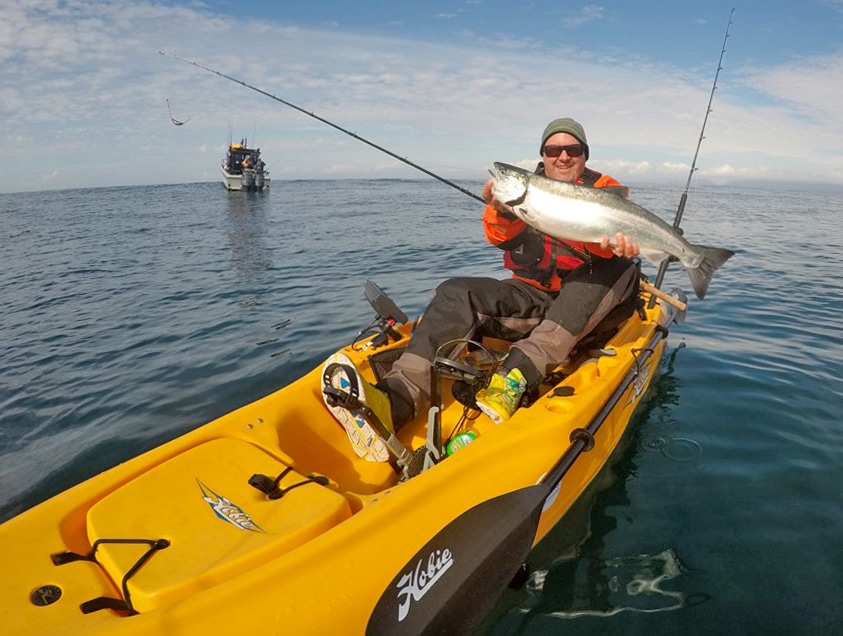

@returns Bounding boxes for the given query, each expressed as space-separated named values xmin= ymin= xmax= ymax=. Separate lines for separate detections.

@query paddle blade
xmin=366 ymin=485 xmax=547 ymax=636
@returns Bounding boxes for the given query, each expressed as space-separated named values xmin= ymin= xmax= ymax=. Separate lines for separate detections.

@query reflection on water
xmin=477 ymin=346 xmax=709 ymax=634
xmin=523 ymin=548 xmax=708 ymax=620
xmin=640 ymin=436 xmax=704 ymax=463
xmin=224 ymin=191 xmax=272 ymax=288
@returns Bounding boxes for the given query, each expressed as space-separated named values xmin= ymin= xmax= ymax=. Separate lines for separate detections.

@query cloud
xmin=0 ymin=1 xmax=841 ymax=193
xmin=739 ymin=51 xmax=843 ymax=126
xmin=563 ymin=4 xmax=605 ymax=28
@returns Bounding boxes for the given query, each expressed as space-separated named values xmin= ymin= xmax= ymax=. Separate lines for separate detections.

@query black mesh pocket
xmin=368 ymin=346 xmax=407 ymax=384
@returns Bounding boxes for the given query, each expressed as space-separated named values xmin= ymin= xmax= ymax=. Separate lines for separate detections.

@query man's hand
xmin=601 ymin=233 xmax=640 ymax=258
xmin=482 ymin=179 xmax=510 ymax=213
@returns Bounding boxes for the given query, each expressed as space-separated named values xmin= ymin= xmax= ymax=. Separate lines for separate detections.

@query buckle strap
xmin=53 ymin=538 xmax=170 ymax=616
xmin=248 ymin=468 xmax=330 ymax=500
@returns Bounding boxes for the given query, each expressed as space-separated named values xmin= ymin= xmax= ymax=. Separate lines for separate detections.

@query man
xmin=324 ymin=118 xmax=640 ymax=461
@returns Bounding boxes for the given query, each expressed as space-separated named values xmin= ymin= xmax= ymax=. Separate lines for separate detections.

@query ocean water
xmin=2 ymin=179 xmax=842 ymax=635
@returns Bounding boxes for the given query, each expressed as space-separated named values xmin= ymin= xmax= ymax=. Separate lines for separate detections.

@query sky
xmin=2 ymin=0 xmax=842 ymax=194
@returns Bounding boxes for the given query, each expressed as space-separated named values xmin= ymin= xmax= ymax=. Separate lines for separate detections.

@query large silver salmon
xmin=489 ymin=162 xmax=734 ymax=300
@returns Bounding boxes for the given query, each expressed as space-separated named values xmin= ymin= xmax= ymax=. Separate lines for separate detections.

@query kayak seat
xmin=85 ymin=438 xmax=352 ymax=613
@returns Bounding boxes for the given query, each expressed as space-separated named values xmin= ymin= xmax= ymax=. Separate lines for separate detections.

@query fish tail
xmin=687 ymin=246 xmax=735 ymax=300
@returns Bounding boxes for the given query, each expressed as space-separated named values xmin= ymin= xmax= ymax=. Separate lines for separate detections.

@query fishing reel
xmin=416 ymin=339 xmax=505 ymax=472
xmin=432 ymin=339 xmax=503 ymax=411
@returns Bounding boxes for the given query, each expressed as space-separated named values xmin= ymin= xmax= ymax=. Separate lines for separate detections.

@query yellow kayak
xmin=0 ymin=281 xmax=685 ymax=635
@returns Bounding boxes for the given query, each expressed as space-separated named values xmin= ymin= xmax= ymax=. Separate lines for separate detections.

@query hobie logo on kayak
xmin=197 ymin=480 xmax=265 ymax=533
xmin=396 ymin=548 xmax=454 ymax=622
xmin=629 ymin=363 xmax=652 ymax=404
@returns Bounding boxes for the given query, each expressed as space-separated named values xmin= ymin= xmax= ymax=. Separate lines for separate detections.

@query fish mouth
xmin=490 ymin=162 xmax=529 ymax=206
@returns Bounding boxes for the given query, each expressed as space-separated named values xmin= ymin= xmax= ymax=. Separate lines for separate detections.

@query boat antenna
xmin=158 ymin=51 xmax=484 ymax=203
xmin=649 ymin=8 xmax=734 ymax=301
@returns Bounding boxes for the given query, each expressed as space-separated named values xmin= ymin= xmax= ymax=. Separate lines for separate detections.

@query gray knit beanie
xmin=539 ymin=118 xmax=589 ymax=159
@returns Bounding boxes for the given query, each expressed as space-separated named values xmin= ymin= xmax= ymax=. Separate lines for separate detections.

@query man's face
xmin=541 ymin=132 xmax=587 ymax=182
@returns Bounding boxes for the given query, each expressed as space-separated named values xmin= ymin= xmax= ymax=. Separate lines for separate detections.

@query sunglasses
xmin=542 ymin=143 xmax=585 ymax=158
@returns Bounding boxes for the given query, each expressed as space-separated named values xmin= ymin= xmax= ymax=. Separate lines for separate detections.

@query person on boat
xmin=324 ymin=118 xmax=640 ymax=460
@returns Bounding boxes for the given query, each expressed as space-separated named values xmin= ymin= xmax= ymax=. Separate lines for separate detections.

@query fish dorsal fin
xmin=600 ymin=185 xmax=630 ymax=199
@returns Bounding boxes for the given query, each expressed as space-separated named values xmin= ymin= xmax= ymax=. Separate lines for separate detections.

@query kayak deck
xmin=0 ymin=287 xmax=681 ymax=635
xmin=86 ymin=438 xmax=353 ymax=613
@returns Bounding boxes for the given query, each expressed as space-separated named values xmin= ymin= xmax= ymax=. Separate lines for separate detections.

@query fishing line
xmin=650 ymin=8 xmax=735 ymax=299
xmin=163 ymin=18 xmax=734 ymax=299
xmin=166 ymin=98 xmax=190 ymax=126
xmin=158 ymin=51 xmax=484 ymax=203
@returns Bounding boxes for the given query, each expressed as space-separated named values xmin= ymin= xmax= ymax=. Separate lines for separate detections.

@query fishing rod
xmin=649 ymin=8 xmax=734 ymax=303
xmin=158 ymin=51 xmax=484 ymax=204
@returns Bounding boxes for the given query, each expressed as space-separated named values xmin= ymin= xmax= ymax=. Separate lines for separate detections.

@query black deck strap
xmin=51 ymin=551 xmax=93 ymax=566
xmin=52 ymin=537 xmax=170 ymax=568
xmin=249 ymin=466 xmax=294 ymax=497
xmin=80 ymin=597 xmax=131 ymax=614
xmin=249 ymin=467 xmax=330 ymax=500
xmin=64 ymin=538 xmax=171 ymax=615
